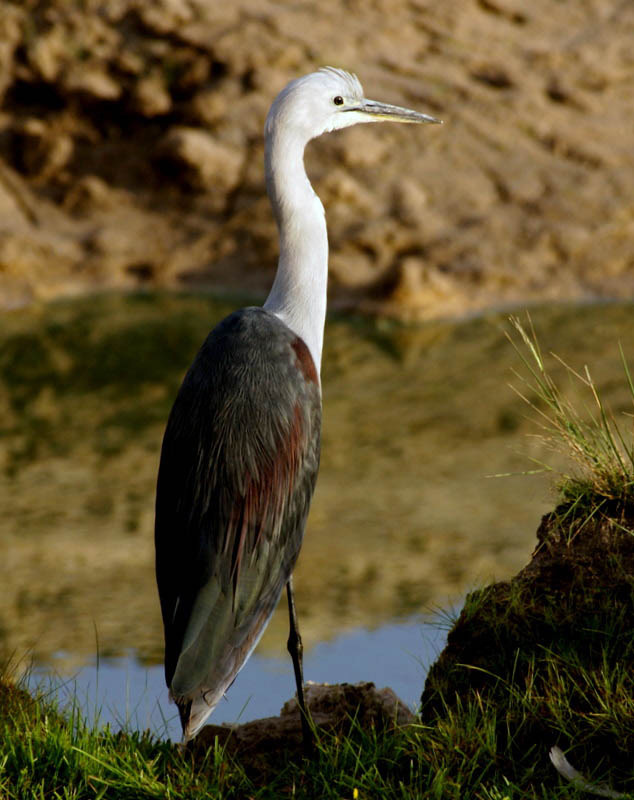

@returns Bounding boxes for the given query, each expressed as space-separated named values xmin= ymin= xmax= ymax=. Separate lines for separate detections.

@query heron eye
xmin=333 ymin=95 xmax=344 ymax=106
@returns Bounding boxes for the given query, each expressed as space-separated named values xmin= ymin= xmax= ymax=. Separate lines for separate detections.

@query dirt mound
xmin=1 ymin=0 xmax=633 ymax=315
xmin=421 ymin=501 xmax=634 ymax=788
xmin=191 ymin=681 xmax=414 ymax=773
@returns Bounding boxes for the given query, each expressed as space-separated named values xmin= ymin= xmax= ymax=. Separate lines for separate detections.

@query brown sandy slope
xmin=0 ymin=0 xmax=633 ymax=316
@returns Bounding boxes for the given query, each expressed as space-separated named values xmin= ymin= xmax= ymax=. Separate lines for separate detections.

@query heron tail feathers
xmin=173 ymin=687 xmax=225 ymax=742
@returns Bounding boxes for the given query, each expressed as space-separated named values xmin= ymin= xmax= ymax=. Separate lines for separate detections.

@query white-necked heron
xmin=155 ymin=67 xmax=441 ymax=745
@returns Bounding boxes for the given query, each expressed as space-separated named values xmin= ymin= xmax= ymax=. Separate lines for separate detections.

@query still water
xmin=2 ymin=293 xmax=633 ymax=738
xmin=27 ymin=613 xmax=448 ymax=740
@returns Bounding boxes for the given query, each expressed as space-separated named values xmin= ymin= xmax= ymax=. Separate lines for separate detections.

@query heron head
xmin=265 ymin=67 xmax=441 ymax=145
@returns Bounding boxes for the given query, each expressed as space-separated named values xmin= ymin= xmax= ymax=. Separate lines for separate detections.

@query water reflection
xmin=2 ymin=294 xmax=634 ymax=723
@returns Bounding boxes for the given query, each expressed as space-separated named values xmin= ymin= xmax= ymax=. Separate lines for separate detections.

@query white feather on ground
xmin=549 ymin=746 xmax=626 ymax=799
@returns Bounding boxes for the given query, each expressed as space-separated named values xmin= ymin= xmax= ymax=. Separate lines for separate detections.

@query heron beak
xmin=350 ymin=99 xmax=442 ymax=125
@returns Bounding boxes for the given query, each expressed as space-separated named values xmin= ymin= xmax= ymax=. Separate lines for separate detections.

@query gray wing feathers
xmin=155 ymin=308 xmax=321 ymax=728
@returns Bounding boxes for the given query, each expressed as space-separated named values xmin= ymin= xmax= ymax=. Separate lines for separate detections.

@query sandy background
xmin=0 ymin=0 xmax=633 ymax=316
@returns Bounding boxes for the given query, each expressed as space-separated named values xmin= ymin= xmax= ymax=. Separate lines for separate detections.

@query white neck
xmin=262 ymin=129 xmax=328 ymax=374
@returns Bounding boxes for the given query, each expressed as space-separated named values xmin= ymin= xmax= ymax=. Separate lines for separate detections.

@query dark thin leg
xmin=286 ymin=576 xmax=314 ymax=755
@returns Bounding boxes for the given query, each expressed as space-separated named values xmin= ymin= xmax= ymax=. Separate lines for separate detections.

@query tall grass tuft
xmin=507 ymin=315 xmax=634 ymax=508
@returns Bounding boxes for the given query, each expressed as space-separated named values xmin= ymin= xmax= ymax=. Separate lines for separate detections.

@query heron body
xmin=155 ymin=67 xmax=440 ymax=742
xmin=156 ymin=309 xmax=320 ymax=737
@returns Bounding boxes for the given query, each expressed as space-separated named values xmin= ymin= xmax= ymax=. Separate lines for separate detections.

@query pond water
xmin=2 ymin=293 xmax=633 ymax=739
xmin=27 ymin=612 xmax=449 ymax=740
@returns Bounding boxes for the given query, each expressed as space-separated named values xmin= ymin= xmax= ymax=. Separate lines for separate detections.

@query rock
xmin=189 ymin=88 xmax=229 ymax=126
xmin=132 ymin=72 xmax=172 ymax=117
xmin=10 ymin=119 xmax=73 ymax=180
xmin=157 ymin=126 xmax=243 ymax=194
xmin=192 ymin=682 xmax=415 ymax=758
xmin=63 ymin=175 xmax=116 ymax=214
xmin=282 ymin=681 xmax=416 ymax=729
xmin=63 ymin=65 xmax=122 ymax=101
xmin=390 ymin=257 xmax=456 ymax=306
xmin=133 ymin=0 xmax=194 ymax=36
xmin=392 ymin=178 xmax=430 ymax=226
xmin=0 ymin=6 xmax=24 ymax=101
xmin=27 ymin=27 xmax=68 ymax=83
xmin=116 ymin=50 xmax=144 ymax=77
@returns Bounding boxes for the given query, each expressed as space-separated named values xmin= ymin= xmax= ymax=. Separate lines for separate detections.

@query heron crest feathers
xmin=317 ymin=66 xmax=363 ymax=98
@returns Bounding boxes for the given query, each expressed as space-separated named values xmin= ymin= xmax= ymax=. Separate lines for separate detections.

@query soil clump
xmin=191 ymin=681 xmax=413 ymax=775
xmin=421 ymin=500 xmax=634 ymax=790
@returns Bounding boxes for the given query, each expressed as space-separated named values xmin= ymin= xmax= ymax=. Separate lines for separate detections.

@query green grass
xmin=3 ymin=670 xmax=626 ymax=799
xmin=423 ymin=572 xmax=634 ymax=793
xmin=507 ymin=315 xmax=634 ymax=510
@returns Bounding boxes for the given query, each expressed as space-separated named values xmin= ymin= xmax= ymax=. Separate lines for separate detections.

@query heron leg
xmin=286 ymin=576 xmax=314 ymax=755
